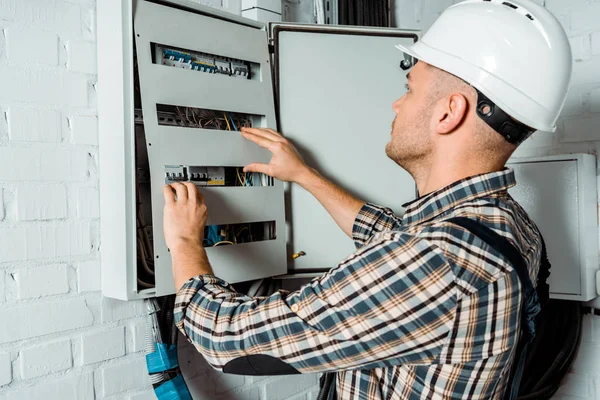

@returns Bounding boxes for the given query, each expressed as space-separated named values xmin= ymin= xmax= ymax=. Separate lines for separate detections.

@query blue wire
xmin=228 ymin=114 xmax=238 ymax=131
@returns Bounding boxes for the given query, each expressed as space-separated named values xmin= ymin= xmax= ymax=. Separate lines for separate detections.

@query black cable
xmin=337 ymin=0 xmax=390 ymax=27
xmin=516 ymin=300 xmax=583 ymax=400
xmin=317 ymin=373 xmax=335 ymax=400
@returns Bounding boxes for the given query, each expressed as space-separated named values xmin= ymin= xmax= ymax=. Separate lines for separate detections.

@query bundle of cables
xmin=144 ymin=296 xmax=192 ymax=400
xmin=174 ymin=106 xmax=252 ymax=132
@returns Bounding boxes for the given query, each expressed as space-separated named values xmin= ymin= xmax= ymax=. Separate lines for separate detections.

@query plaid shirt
xmin=174 ymin=169 xmax=542 ymax=399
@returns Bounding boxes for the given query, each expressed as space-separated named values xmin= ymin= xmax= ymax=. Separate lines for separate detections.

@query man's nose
xmin=392 ymin=98 xmax=402 ymax=114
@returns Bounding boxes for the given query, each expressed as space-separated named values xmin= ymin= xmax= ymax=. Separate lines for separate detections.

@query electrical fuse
xmin=188 ymin=167 xmax=209 ymax=185
xmin=165 ymin=166 xmax=188 ymax=182
xmin=231 ymin=61 xmax=250 ymax=78
xmin=215 ymin=59 xmax=231 ymax=75
xmin=207 ymin=167 xmax=225 ymax=186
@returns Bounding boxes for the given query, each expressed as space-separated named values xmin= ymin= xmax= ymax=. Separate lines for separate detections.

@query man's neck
xmin=412 ymin=156 xmax=506 ymax=197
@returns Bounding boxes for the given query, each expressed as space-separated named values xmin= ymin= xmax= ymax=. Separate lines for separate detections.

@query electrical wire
xmin=228 ymin=113 xmax=238 ymax=131
xmin=138 ymin=278 xmax=154 ymax=288
xmin=223 ymin=112 xmax=232 ymax=131
xmin=137 ymin=237 xmax=154 ymax=275
xmin=516 ymin=300 xmax=583 ymax=400
xmin=213 ymin=241 xmax=234 ymax=247
xmin=236 ymin=227 xmax=249 ymax=237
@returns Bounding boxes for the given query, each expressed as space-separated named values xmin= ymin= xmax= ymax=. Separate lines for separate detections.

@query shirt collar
xmin=402 ymin=168 xmax=516 ymax=225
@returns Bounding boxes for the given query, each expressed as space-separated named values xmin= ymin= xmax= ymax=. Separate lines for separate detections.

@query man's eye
xmin=404 ymin=83 xmax=410 ymax=92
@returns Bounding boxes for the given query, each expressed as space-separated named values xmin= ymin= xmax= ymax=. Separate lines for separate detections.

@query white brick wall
xmin=14 ymin=264 xmax=70 ymax=299
xmin=17 ymin=186 xmax=68 ymax=220
xmin=8 ymin=108 xmax=62 ymax=143
xmin=0 ymin=2 xmax=121 ymax=397
xmin=394 ymin=1 xmax=600 ymax=399
xmin=0 ymin=352 xmax=11 ymax=387
xmin=19 ymin=340 xmax=73 ymax=380
xmin=80 ymin=327 xmax=125 ymax=365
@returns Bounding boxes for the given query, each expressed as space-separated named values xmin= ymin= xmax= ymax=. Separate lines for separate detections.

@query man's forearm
xmin=297 ymin=168 xmax=365 ymax=238
xmin=171 ymin=242 xmax=213 ymax=291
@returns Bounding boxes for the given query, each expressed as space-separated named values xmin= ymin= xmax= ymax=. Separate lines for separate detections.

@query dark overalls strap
xmin=446 ymin=217 xmax=544 ymax=400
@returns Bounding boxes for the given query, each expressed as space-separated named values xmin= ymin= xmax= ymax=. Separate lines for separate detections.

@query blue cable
xmin=228 ymin=114 xmax=238 ymax=132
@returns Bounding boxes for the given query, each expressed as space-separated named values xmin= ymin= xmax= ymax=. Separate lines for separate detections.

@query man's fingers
xmin=183 ymin=182 xmax=199 ymax=203
xmin=241 ymin=131 xmax=279 ymax=152
xmin=264 ymin=128 xmax=283 ymax=137
xmin=171 ymin=182 xmax=189 ymax=201
xmin=243 ymin=162 xmax=270 ymax=175
xmin=241 ymin=127 xmax=285 ymax=142
xmin=163 ymin=185 xmax=176 ymax=204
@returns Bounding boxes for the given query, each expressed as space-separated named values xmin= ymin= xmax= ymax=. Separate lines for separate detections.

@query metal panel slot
xmin=164 ymin=165 xmax=273 ymax=187
xmin=156 ymin=104 xmax=263 ymax=131
xmin=153 ymin=42 xmax=259 ymax=80
xmin=203 ymin=221 xmax=276 ymax=247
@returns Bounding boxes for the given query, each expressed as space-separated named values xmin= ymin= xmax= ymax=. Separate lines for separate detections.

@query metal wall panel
xmin=135 ymin=0 xmax=286 ymax=296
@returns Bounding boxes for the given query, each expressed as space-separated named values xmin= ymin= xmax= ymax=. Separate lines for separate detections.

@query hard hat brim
xmin=395 ymin=43 xmax=418 ymax=59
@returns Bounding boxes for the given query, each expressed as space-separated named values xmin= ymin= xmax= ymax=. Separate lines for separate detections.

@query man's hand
xmin=163 ymin=182 xmax=207 ymax=251
xmin=241 ymin=127 xmax=314 ymax=185
xmin=242 ymin=127 xmax=365 ymax=238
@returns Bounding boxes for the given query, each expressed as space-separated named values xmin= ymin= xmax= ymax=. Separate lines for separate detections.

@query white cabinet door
xmin=275 ymin=25 xmax=419 ymax=271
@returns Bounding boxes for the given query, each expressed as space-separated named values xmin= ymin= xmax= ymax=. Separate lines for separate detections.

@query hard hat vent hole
xmin=502 ymin=2 xmax=518 ymax=9
xmin=478 ymin=103 xmax=494 ymax=117
xmin=526 ymin=13 xmax=534 ymax=21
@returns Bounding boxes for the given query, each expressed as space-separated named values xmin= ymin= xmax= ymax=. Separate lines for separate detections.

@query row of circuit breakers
xmin=156 ymin=45 xmax=251 ymax=78
xmin=165 ymin=166 xmax=225 ymax=186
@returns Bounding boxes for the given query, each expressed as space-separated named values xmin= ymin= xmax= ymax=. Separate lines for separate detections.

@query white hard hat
xmin=396 ymin=0 xmax=572 ymax=144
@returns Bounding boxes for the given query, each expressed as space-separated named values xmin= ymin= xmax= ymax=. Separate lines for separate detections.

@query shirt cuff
xmin=352 ymin=203 xmax=399 ymax=249
xmin=174 ymin=274 xmax=235 ymax=338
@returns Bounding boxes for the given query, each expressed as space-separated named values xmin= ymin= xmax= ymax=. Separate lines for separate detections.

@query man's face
xmin=385 ymin=61 xmax=435 ymax=169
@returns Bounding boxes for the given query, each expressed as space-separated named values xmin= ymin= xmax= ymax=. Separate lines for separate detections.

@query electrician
xmin=162 ymin=0 xmax=572 ymax=398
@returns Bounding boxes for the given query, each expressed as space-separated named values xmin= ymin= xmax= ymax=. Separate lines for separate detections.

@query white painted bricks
xmin=67 ymin=40 xmax=97 ymax=74
xmin=0 ymin=352 xmax=11 ymax=387
xmin=0 ymin=298 xmax=93 ymax=344
xmin=19 ymin=340 xmax=72 ymax=380
xmin=8 ymin=108 xmax=62 ymax=143
xmin=70 ymin=115 xmax=98 ymax=145
xmin=76 ymin=187 xmax=100 ymax=218
xmin=2 ymin=373 xmax=94 ymax=400
xmin=14 ymin=264 xmax=70 ymax=299
xmin=77 ymin=260 xmax=101 ymax=292
xmin=0 ymin=147 xmax=88 ymax=182
xmin=6 ymin=27 xmax=59 ymax=66
xmin=0 ymin=0 xmax=150 ymax=399
xmin=81 ymin=327 xmax=125 ymax=365
xmin=17 ymin=186 xmax=68 ymax=220
xmin=100 ymin=357 xmax=151 ymax=397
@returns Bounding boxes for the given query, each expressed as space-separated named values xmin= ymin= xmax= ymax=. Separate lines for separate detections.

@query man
xmin=163 ymin=0 xmax=572 ymax=398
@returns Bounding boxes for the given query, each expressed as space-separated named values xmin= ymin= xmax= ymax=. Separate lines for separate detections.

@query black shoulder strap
xmin=446 ymin=217 xmax=541 ymax=341
xmin=446 ymin=217 xmax=547 ymax=400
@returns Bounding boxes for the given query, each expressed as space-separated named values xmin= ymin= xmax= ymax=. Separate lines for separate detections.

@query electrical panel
xmin=98 ymin=0 xmax=418 ymax=300
xmin=507 ymin=154 xmax=599 ymax=301
xmin=99 ymin=1 xmax=600 ymax=304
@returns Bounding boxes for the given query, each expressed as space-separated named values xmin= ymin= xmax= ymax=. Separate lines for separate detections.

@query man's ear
xmin=435 ymin=93 xmax=469 ymax=134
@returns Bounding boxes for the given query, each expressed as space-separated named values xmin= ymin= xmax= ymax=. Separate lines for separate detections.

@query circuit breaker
xmin=98 ymin=0 xmax=418 ymax=300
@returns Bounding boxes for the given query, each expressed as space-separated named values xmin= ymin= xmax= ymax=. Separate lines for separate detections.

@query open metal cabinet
xmin=98 ymin=0 xmax=419 ymax=300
